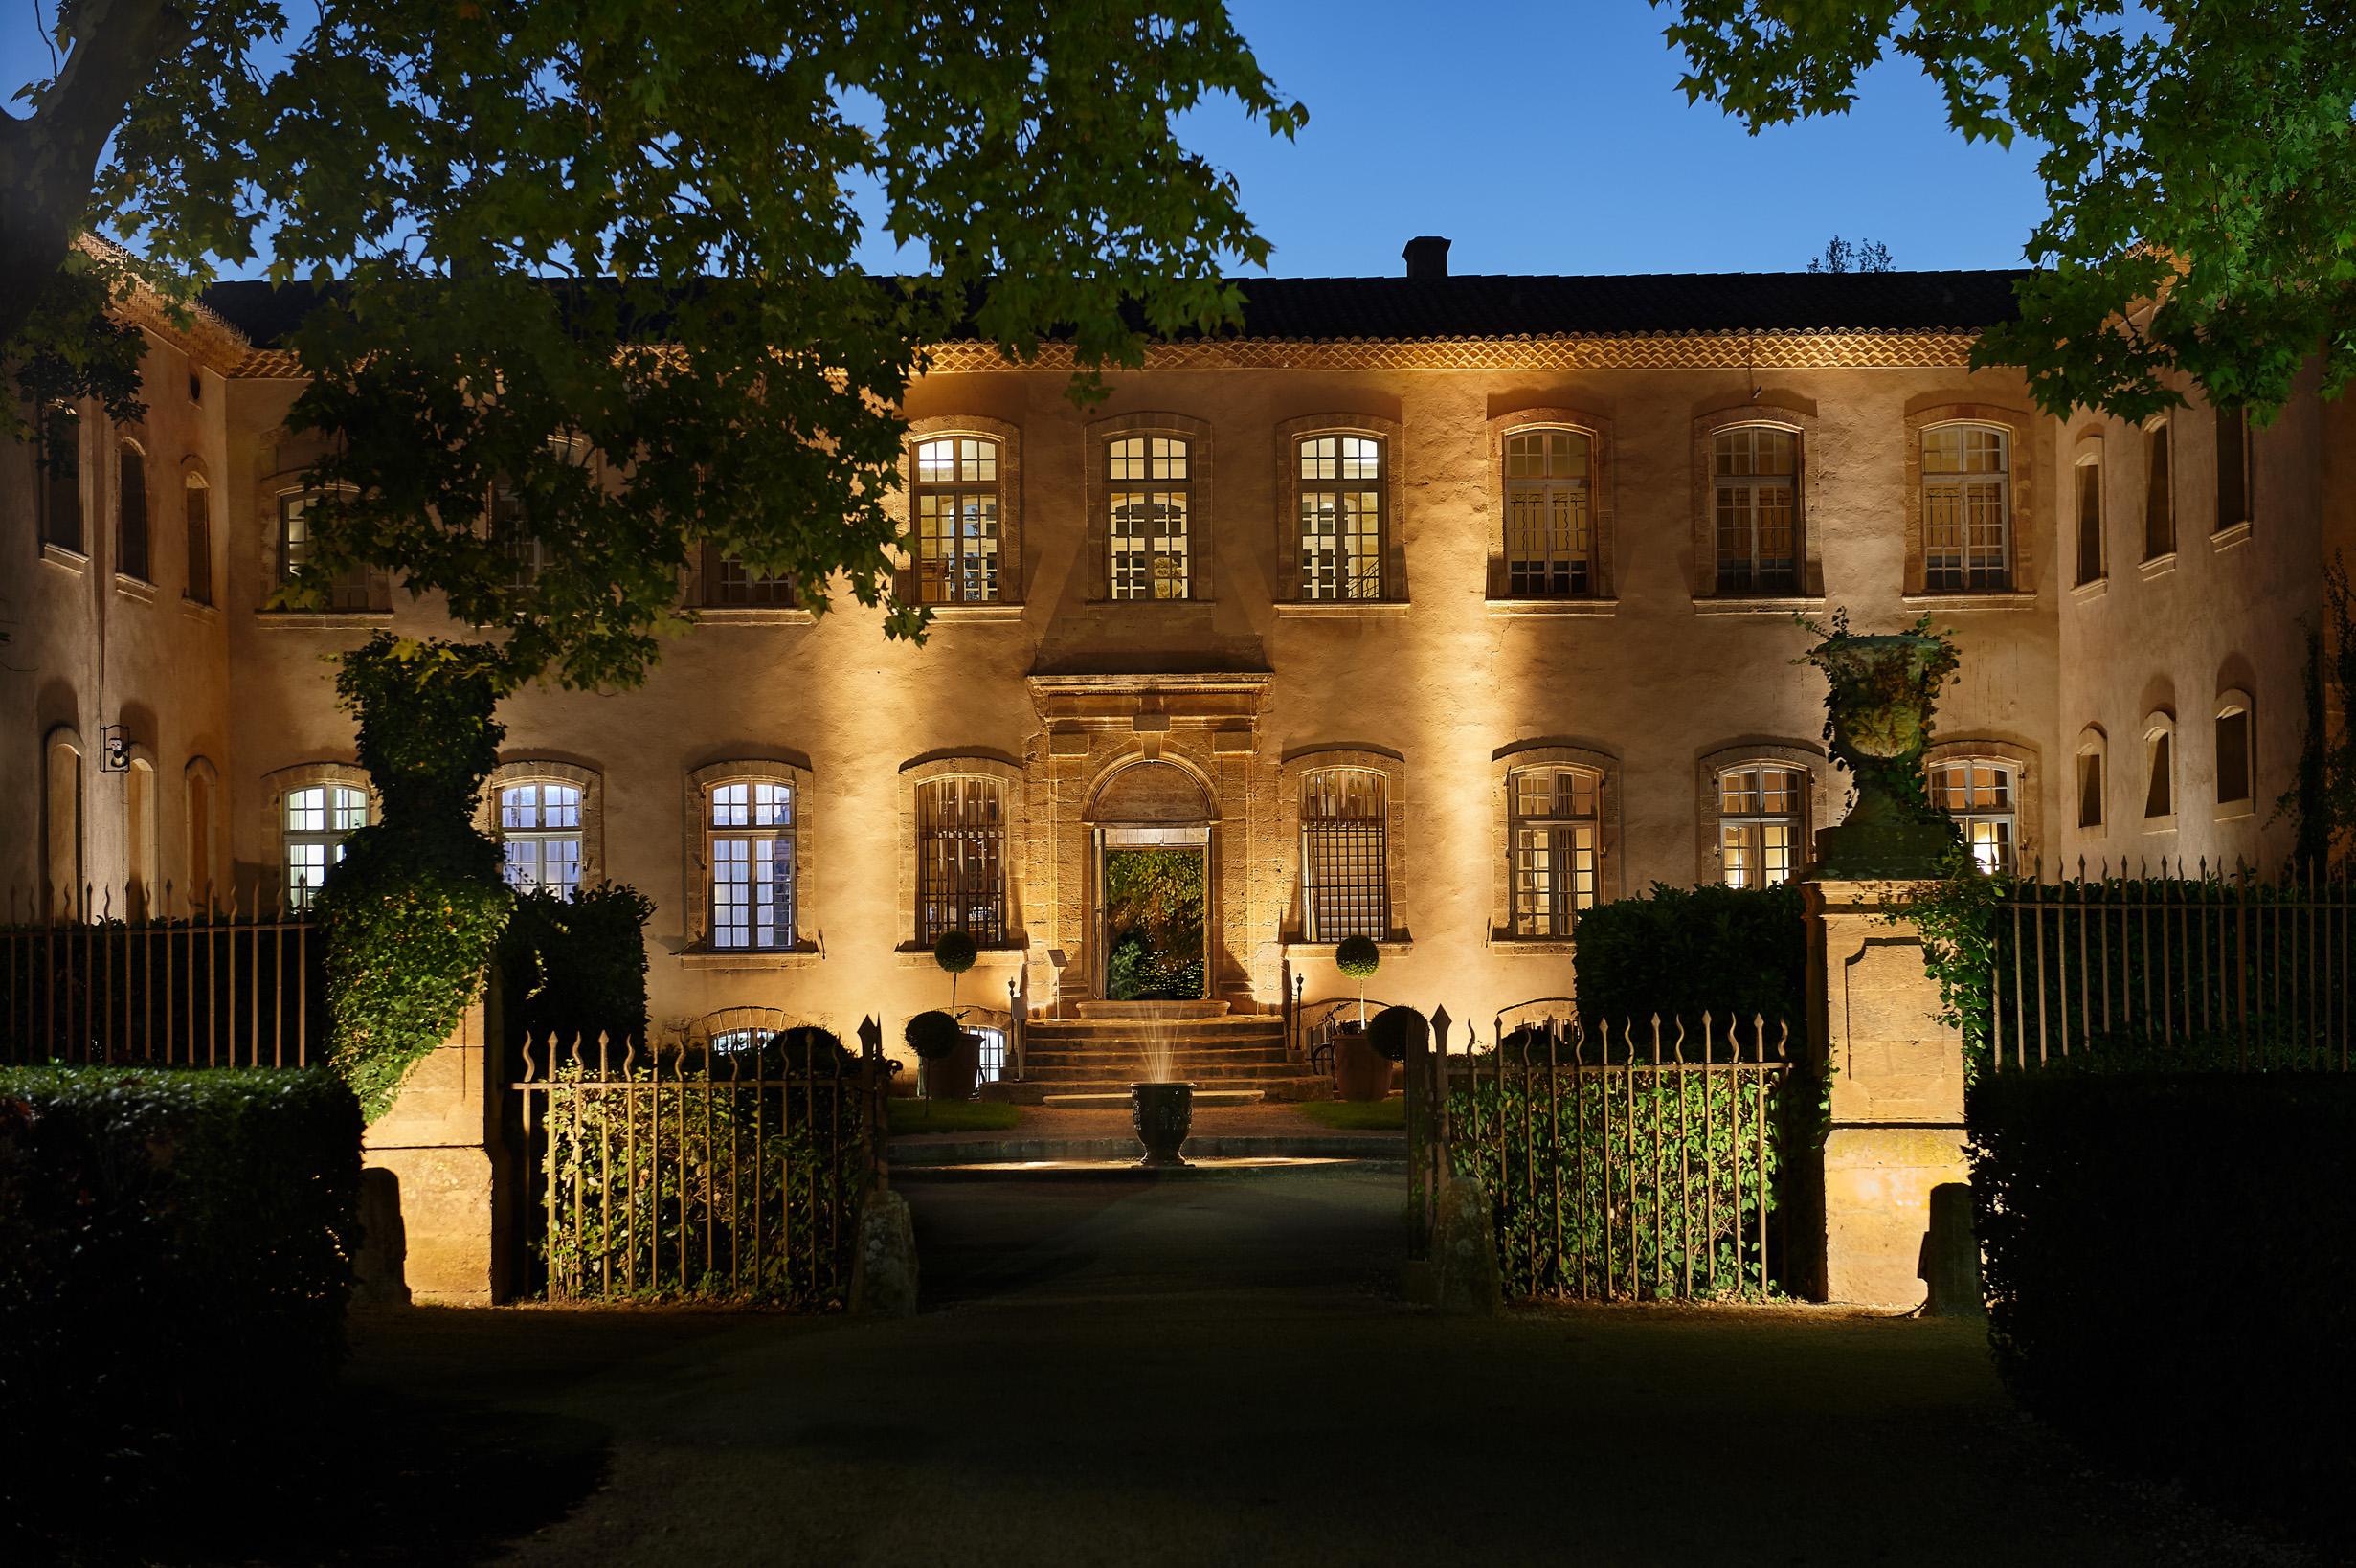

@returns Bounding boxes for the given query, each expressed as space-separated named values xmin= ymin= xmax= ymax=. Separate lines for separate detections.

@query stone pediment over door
xmin=1026 ymin=671 xmax=1270 ymax=763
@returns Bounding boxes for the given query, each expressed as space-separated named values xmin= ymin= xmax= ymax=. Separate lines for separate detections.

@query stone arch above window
xmin=900 ymin=415 xmax=1022 ymax=608
xmin=683 ymin=759 xmax=813 ymax=955
xmin=2074 ymin=726 xmax=2109 ymax=835
xmin=1694 ymin=741 xmax=1829 ymax=885
xmin=1487 ymin=742 xmax=1618 ymax=946
xmin=1084 ymin=412 xmax=1214 ymax=604
xmin=2213 ymin=687 xmax=2255 ymax=820
xmin=2137 ymin=711 xmax=2178 ymax=833
xmin=1279 ymin=748 xmax=1407 ymax=943
xmin=1902 ymin=401 xmax=2035 ymax=600
xmin=1924 ymin=738 xmax=2040 ymax=872
xmin=1489 ymin=406 xmax=1616 ymax=601
xmin=263 ymin=761 xmax=375 ymax=909
xmin=1692 ymin=406 xmax=1818 ymax=601
xmin=898 ymin=753 xmax=1026 ymax=950
xmin=1274 ymin=414 xmax=1406 ymax=605
xmin=1085 ymin=754 xmax=1218 ymax=825
xmin=481 ymin=760 xmax=606 ymax=891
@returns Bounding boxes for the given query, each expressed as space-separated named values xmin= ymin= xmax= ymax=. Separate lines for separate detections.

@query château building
xmin=9 ymin=238 xmax=2349 ymax=1064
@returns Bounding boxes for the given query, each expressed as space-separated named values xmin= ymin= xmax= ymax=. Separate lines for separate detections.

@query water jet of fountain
xmin=1129 ymin=1013 xmax=1194 ymax=1168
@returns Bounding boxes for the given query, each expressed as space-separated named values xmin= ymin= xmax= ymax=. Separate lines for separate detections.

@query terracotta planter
xmin=923 ymin=1032 xmax=981 ymax=1101
xmin=1333 ymin=1026 xmax=1393 ymax=1102
xmin=1130 ymin=1081 xmax=1195 ymax=1168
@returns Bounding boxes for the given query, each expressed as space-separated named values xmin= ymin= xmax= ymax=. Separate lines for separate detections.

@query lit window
xmin=1718 ymin=765 xmax=1805 ymax=888
xmin=2143 ymin=421 xmax=2174 ymax=559
xmin=1297 ymin=435 xmax=1384 ymax=600
xmin=2215 ymin=699 xmax=2253 ymax=812
xmin=40 ymin=402 xmax=82 ymax=553
xmin=278 ymin=491 xmax=382 ymax=611
xmin=1504 ymin=428 xmax=1594 ymax=596
xmin=117 ymin=442 xmax=150 ymax=581
xmin=500 ymin=783 xmax=585 ymax=896
xmin=1303 ymin=768 xmax=1390 ymax=939
xmin=1921 ymin=425 xmax=2011 ymax=592
xmin=1108 ymin=436 xmax=1191 ymax=600
xmin=285 ymin=784 xmax=370 ymax=907
xmin=2074 ymin=456 xmax=2103 ymax=586
xmin=1712 ymin=428 xmax=1798 ymax=594
xmin=913 ymin=437 xmax=1002 ymax=604
xmin=705 ymin=781 xmax=797 ymax=950
xmin=1930 ymin=760 xmax=2015 ymax=874
xmin=184 ymin=476 xmax=213 ymax=605
xmin=1509 ymin=766 xmax=1599 ymax=935
xmin=916 ymin=777 xmax=1005 ymax=945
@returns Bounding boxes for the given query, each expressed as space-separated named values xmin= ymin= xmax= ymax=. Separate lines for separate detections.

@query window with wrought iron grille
xmin=1717 ymin=764 xmax=1803 ymax=888
xmin=913 ymin=437 xmax=1002 ymax=603
xmin=1929 ymin=759 xmax=2015 ymax=874
xmin=278 ymin=491 xmax=384 ymax=611
xmin=1504 ymin=428 xmax=1593 ymax=595
xmin=1301 ymin=768 xmax=1389 ymax=940
xmin=284 ymin=784 xmax=370 ymax=907
xmin=2074 ymin=455 xmax=2104 ymax=586
xmin=1297 ymin=435 xmax=1383 ymax=600
xmin=702 ymin=543 xmax=797 ymax=607
xmin=1508 ymin=766 xmax=1598 ymax=936
xmin=2143 ymin=420 xmax=2174 ymax=559
xmin=916 ymin=776 xmax=1005 ymax=944
xmin=706 ymin=781 xmax=797 ymax=950
xmin=1108 ymin=435 xmax=1191 ymax=600
xmin=1712 ymin=427 xmax=1797 ymax=594
xmin=1921 ymin=425 xmax=2011 ymax=591
xmin=500 ymin=783 xmax=585 ymax=897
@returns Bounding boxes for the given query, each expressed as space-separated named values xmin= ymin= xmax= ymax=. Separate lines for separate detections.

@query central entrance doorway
xmin=1096 ymin=825 xmax=1209 ymax=1001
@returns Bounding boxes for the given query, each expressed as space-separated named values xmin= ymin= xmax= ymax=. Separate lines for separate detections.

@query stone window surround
xmin=479 ymin=759 xmax=607 ymax=888
xmin=36 ymin=399 xmax=91 ymax=561
xmin=2074 ymin=726 xmax=2108 ymax=833
xmin=1083 ymin=410 xmax=1216 ymax=604
xmin=2137 ymin=710 xmax=2177 ymax=834
xmin=1488 ymin=741 xmax=1620 ymax=949
xmin=682 ymin=757 xmax=816 ymax=958
xmin=896 ymin=752 xmax=1027 ymax=952
xmin=1922 ymin=738 xmax=2042 ymax=863
xmin=1901 ymin=400 xmax=2036 ymax=600
xmin=261 ymin=761 xmax=376 ymax=909
xmin=1694 ymin=741 xmax=1830 ymax=885
xmin=2140 ymin=415 xmax=2176 ymax=567
xmin=1690 ymin=404 xmax=1819 ymax=602
xmin=184 ymin=755 xmax=222 ymax=901
xmin=1272 ymin=413 xmax=1407 ymax=604
xmin=2213 ymin=686 xmax=2255 ymax=820
xmin=1489 ymin=404 xmax=1618 ymax=602
xmin=1279 ymin=747 xmax=1409 ymax=945
xmin=898 ymin=414 xmax=1024 ymax=609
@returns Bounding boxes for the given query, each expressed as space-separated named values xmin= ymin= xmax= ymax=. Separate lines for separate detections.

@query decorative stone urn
xmin=1802 ymin=619 xmax=1963 ymax=879
xmin=1129 ymin=1081 xmax=1196 ymax=1168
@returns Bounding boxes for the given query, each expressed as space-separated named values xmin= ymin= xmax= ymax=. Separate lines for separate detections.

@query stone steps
xmin=1001 ymin=1011 xmax=1320 ymax=1103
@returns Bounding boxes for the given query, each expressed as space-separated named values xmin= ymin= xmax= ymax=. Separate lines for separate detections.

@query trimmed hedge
xmin=1572 ymin=881 xmax=1806 ymax=1042
xmin=1969 ymin=1064 xmax=2356 ymax=1538
xmin=501 ymin=882 xmax=655 ymax=1051
xmin=0 ymin=1067 xmax=362 ymax=1515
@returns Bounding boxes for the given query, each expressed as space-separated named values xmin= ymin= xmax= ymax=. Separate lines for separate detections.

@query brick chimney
xmin=1402 ymin=235 xmax=1451 ymax=280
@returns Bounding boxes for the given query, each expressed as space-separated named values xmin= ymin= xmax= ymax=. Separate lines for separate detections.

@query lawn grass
xmin=887 ymin=1099 xmax=1023 ymax=1135
xmin=1291 ymin=1098 xmax=1405 ymax=1131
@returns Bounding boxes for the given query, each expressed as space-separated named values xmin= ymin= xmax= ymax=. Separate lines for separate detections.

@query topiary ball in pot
xmin=1366 ymin=1004 xmax=1427 ymax=1064
xmin=904 ymin=1010 xmax=963 ymax=1061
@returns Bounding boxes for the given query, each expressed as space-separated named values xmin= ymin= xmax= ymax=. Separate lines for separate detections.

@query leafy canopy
xmin=11 ymin=2 xmax=1304 ymax=687
xmin=1658 ymin=1 xmax=2356 ymax=420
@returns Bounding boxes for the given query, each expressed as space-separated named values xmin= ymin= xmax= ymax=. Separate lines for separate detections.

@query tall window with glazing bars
xmin=916 ymin=777 xmax=1005 ymax=944
xmin=1508 ymin=765 xmax=1598 ymax=936
xmin=1712 ymin=427 xmax=1798 ymax=594
xmin=1297 ymin=435 xmax=1383 ymax=600
xmin=1108 ymin=436 xmax=1192 ymax=599
xmin=706 ymin=780 xmax=796 ymax=950
xmin=284 ymin=784 xmax=370 ymax=907
xmin=1503 ymin=428 xmax=1593 ymax=595
xmin=1717 ymin=764 xmax=1803 ymax=887
xmin=500 ymin=783 xmax=584 ymax=896
xmin=1301 ymin=768 xmax=1388 ymax=940
xmin=913 ymin=437 xmax=1002 ymax=603
xmin=1920 ymin=424 xmax=2012 ymax=591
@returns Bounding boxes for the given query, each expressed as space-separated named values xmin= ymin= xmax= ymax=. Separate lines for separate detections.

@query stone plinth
xmin=361 ymin=991 xmax=507 ymax=1305
xmin=1805 ymin=876 xmax=1968 ymax=1308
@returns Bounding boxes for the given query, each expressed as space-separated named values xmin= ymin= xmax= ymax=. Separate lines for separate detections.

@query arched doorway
xmin=1087 ymin=760 xmax=1215 ymax=1002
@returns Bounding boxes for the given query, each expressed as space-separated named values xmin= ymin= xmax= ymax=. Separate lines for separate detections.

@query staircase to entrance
xmin=998 ymin=1001 xmax=1328 ymax=1105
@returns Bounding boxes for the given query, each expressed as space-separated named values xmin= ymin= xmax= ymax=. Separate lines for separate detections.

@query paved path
xmin=332 ymin=1164 xmax=2300 ymax=1567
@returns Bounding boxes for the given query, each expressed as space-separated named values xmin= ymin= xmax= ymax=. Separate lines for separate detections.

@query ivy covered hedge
xmin=1969 ymin=1063 xmax=2356 ymax=1541
xmin=0 ymin=1067 xmax=361 ymax=1521
xmin=1571 ymin=881 xmax=1807 ymax=1041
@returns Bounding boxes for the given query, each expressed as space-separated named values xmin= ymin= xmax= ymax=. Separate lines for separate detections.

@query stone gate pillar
xmin=359 ymin=979 xmax=509 ymax=1305
xmin=1804 ymin=878 xmax=1967 ymax=1307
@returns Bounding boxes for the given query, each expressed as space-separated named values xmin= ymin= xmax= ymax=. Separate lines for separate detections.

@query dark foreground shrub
xmin=1969 ymin=1065 xmax=2356 ymax=1540
xmin=0 ymin=1066 xmax=362 ymax=1520
xmin=1571 ymin=881 xmax=1806 ymax=1042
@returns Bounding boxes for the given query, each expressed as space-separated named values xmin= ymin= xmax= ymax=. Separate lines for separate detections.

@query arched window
xmin=1108 ymin=435 xmax=1192 ymax=600
xmin=1929 ymin=757 xmax=2017 ymax=873
xmin=123 ymin=756 xmax=158 ymax=915
xmin=184 ymin=475 xmax=213 ymax=605
xmin=1711 ymin=427 xmax=1798 ymax=595
xmin=500 ymin=781 xmax=586 ymax=896
xmin=44 ymin=730 xmax=83 ymax=913
xmin=912 ymin=436 xmax=1003 ymax=603
xmin=1503 ymin=427 xmax=1594 ymax=596
xmin=1296 ymin=434 xmax=1385 ymax=600
xmin=185 ymin=758 xmax=220 ymax=903
xmin=1716 ymin=763 xmax=1805 ymax=888
xmin=2140 ymin=713 xmax=2176 ymax=827
xmin=39 ymin=402 xmax=83 ymax=553
xmin=117 ymin=441 xmax=150 ymax=581
xmin=284 ymin=781 xmax=370 ymax=907
xmin=1302 ymin=767 xmax=1390 ymax=939
xmin=2074 ymin=452 xmax=2104 ymax=586
xmin=1508 ymin=764 xmax=1600 ymax=934
xmin=2214 ymin=691 xmax=2254 ymax=817
xmin=1920 ymin=423 xmax=2012 ymax=591
xmin=704 ymin=778 xmax=797 ymax=949
xmin=2075 ymin=729 xmax=2107 ymax=832
xmin=2143 ymin=419 xmax=2174 ymax=560
xmin=916 ymin=776 xmax=1006 ymax=944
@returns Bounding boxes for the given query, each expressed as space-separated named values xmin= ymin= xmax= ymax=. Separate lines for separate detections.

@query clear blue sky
xmin=7 ymin=0 xmax=2044 ymax=280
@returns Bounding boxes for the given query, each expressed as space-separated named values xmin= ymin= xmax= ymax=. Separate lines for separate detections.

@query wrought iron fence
xmin=1407 ymin=1009 xmax=1796 ymax=1302
xmin=0 ymin=883 xmax=324 ymax=1067
xmin=513 ymin=1029 xmax=886 ymax=1307
xmin=1989 ymin=859 xmax=2354 ymax=1073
